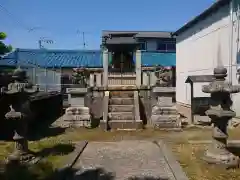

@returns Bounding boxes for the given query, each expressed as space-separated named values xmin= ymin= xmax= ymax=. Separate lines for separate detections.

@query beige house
xmin=173 ymin=0 xmax=240 ymax=122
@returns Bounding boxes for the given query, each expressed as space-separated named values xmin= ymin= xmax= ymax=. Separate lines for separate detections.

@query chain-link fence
xmin=16 ymin=57 xmax=61 ymax=93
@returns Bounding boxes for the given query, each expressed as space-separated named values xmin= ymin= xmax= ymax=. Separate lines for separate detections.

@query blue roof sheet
xmin=1 ymin=48 xmax=103 ymax=68
xmin=0 ymin=51 xmax=17 ymax=66
xmin=0 ymin=49 xmax=176 ymax=68
xmin=141 ymin=51 xmax=176 ymax=67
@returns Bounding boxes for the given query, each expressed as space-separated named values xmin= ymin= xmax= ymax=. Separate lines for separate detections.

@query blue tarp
xmin=141 ymin=51 xmax=176 ymax=67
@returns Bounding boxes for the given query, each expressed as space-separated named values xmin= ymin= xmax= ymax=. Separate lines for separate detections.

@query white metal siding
xmin=176 ymin=4 xmax=230 ymax=104
xmin=176 ymin=2 xmax=240 ymax=117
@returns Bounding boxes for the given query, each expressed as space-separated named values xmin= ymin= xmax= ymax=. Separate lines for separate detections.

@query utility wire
xmin=0 ymin=4 xmax=99 ymax=49
xmin=0 ymin=4 xmax=38 ymax=32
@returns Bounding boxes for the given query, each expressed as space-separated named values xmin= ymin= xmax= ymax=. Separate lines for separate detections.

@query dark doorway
xmin=111 ymin=51 xmax=135 ymax=72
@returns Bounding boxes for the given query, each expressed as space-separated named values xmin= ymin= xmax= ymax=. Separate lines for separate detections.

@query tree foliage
xmin=0 ymin=32 xmax=12 ymax=55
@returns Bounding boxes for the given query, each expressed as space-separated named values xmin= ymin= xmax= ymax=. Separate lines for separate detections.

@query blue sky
xmin=1 ymin=0 xmax=215 ymax=50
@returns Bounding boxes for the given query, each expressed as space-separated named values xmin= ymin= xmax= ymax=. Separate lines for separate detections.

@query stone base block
xmin=65 ymin=107 xmax=89 ymax=115
xmin=151 ymin=115 xmax=181 ymax=129
xmin=63 ymin=114 xmax=91 ymax=121
xmin=63 ymin=114 xmax=91 ymax=128
xmin=152 ymin=106 xmax=177 ymax=115
xmin=67 ymin=120 xmax=91 ymax=128
xmin=203 ymin=149 xmax=239 ymax=168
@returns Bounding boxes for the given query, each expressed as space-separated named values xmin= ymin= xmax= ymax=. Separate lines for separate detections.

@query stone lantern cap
xmin=12 ymin=67 xmax=27 ymax=80
xmin=202 ymin=67 xmax=240 ymax=93
xmin=205 ymin=108 xmax=236 ymax=118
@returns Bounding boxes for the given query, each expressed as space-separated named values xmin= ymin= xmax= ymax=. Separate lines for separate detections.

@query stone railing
xmin=108 ymin=72 xmax=136 ymax=85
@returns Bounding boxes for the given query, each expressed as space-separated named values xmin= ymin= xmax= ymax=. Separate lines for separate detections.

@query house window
xmin=139 ymin=42 xmax=146 ymax=50
xmin=157 ymin=42 xmax=167 ymax=51
xmin=166 ymin=43 xmax=176 ymax=52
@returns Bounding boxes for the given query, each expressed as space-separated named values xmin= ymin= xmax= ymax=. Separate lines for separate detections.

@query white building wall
xmin=176 ymin=2 xmax=240 ymax=116
xmin=176 ymin=4 xmax=230 ymax=106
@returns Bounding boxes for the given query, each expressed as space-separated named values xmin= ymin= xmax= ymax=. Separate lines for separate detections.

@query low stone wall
xmin=0 ymin=92 xmax=63 ymax=138
xmin=30 ymin=92 xmax=63 ymax=125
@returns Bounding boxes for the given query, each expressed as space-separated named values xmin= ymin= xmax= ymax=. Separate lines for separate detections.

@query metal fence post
xmin=45 ymin=68 xmax=47 ymax=92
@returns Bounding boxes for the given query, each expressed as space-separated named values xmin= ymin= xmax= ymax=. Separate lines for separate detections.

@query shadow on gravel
xmin=0 ymin=162 xmax=170 ymax=180
xmin=70 ymin=167 xmax=170 ymax=180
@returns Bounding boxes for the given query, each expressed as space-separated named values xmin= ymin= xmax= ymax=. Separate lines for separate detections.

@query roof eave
xmin=173 ymin=0 xmax=231 ymax=36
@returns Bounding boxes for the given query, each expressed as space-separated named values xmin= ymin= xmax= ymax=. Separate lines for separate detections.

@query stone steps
xmin=108 ymin=112 xmax=134 ymax=120
xmin=100 ymin=120 xmax=143 ymax=130
xmin=108 ymin=105 xmax=134 ymax=112
xmin=110 ymin=91 xmax=134 ymax=98
xmin=100 ymin=90 xmax=142 ymax=130
xmin=109 ymin=98 xmax=134 ymax=105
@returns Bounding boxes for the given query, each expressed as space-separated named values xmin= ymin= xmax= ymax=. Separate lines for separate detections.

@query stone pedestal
xmin=63 ymin=88 xmax=91 ymax=127
xmin=151 ymin=87 xmax=180 ymax=129
xmin=103 ymin=50 xmax=108 ymax=87
xmin=202 ymin=67 xmax=240 ymax=168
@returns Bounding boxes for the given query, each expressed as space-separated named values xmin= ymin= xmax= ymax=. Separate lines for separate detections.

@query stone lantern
xmin=3 ymin=67 xmax=39 ymax=163
xmin=202 ymin=67 xmax=240 ymax=168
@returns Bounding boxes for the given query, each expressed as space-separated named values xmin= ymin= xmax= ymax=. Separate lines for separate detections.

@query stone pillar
xmin=135 ymin=50 xmax=142 ymax=87
xmin=89 ymin=73 xmax=94 ymax=87
xmin=142 ymin=72 xmax=149 ymax=86
xmin=150 ymin=72 xmax=157 ymax=86
xmin=96 ymin=73 xmax=102 ymax=87
xmin=202 ymin=67 xmax=240 ymax=168
xmin=103 ymin=49 xmax=108 ymax=88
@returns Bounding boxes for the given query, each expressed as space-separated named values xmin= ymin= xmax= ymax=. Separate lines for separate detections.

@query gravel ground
xmin=72 ymin=140 xmax=177 ymax=180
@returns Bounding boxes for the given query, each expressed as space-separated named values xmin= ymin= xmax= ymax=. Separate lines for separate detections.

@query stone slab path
xmin=72 ymin=140 xmax=188 ymax=180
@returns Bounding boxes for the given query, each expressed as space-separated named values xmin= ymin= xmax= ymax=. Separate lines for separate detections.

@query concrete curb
xmin=55 ymin=140 xmax=88 ymax=180
xmin=188 ymin=140 xmax=240 ymax=145
xmin=153 ymin=140 xmax=189 ymax=180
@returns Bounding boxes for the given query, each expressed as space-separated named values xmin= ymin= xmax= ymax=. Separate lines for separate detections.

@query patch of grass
xmin=164 ymin=127 xmax=240 ymax=142
xmin=0 ymin=126 xmax=240 ymax=180
xmin=0 ymin=160 xmax=55 ymax=180
xmin=170 ymin=143 xmax=240 ymax=180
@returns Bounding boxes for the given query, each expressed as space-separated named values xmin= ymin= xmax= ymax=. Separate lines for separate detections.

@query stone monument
xmin=63 ymin=68 xmax=91 ymax=128
xmin=202 ymin=67 xmax=240 ymax=168
xmin=3 ymin=67 xmax=39 ymax=163
xmin=151 ymin=86 xmax=180 ymax=129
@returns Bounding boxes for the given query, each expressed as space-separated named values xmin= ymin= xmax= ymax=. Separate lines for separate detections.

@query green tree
xmin=0 ymin=32 xmax=12 ymax=55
